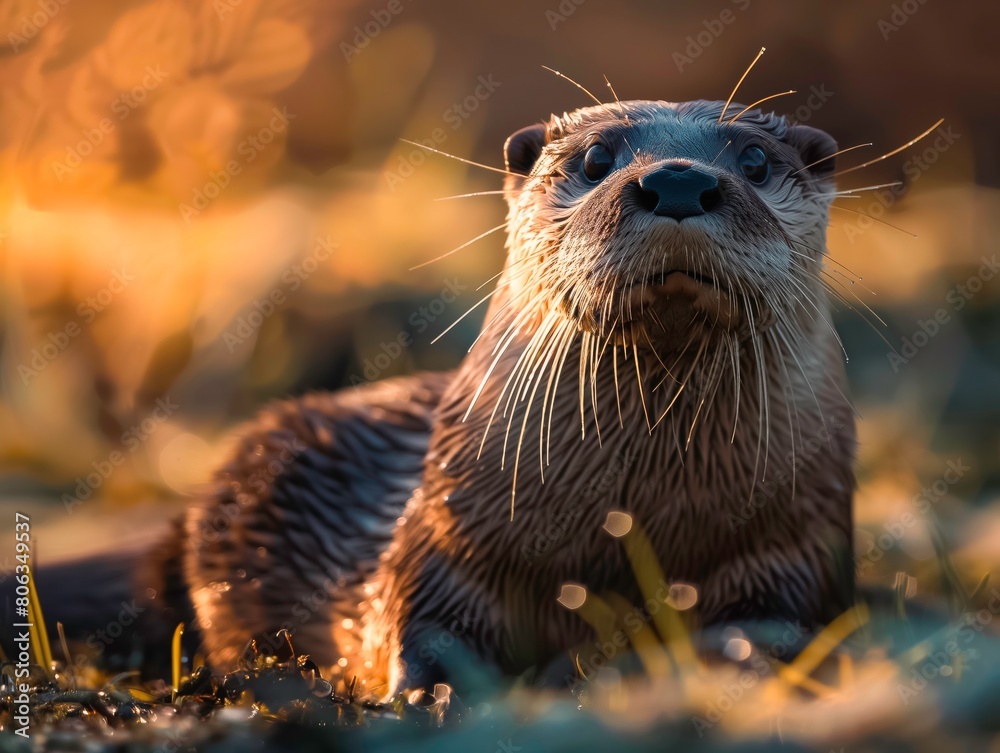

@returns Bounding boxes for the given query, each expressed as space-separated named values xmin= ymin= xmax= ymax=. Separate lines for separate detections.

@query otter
xmin=35 ymin=96 xmax=858 ymax=700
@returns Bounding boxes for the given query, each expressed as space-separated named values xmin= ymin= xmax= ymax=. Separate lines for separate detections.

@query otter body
xmin=172 ymin=98 xmax=854 ymax=698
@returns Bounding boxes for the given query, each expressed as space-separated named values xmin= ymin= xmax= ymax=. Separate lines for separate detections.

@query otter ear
xmin=785 ymin=124 xmax=838 ymax=181
xmin=504 ymin=122 xmax=548 ymax=175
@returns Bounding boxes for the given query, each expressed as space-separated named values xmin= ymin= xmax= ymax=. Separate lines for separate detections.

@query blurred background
xmin=0 ymin=0 xmax=997 ymax=603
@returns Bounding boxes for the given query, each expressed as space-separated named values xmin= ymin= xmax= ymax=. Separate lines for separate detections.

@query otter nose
xmin=637 ymin=162 xmax=721 ymax=220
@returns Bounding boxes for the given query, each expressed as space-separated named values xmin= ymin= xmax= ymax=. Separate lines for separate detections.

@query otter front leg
xmin=182 ymin=375 xmax=446 ymax=672
xmin=698 ymin=535 xmax=854 ymax=628
xmin=366 ymin=533 xmax=506 ymax=698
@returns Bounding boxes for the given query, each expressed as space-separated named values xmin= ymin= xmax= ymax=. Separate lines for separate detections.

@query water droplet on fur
xmin=602 ymin=511 xmax=633 ymax=537
xmin=557 ymin=583 xmax=587 ymax=610
xmin=724 ymin=637 xmax=752 ymax=661
xmin=666 ymin=582 xmax=698 ymax=611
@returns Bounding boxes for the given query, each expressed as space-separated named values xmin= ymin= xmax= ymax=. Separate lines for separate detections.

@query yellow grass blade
xmin=781 ymin=603 xmax=870 ymax=691
xmin=26 ymin=564 xmax=54 ymax=679
xmin=605 ymin=512 xmax=700 ymax=675
xmin=171 ymin=622 xmax=185 ymax=701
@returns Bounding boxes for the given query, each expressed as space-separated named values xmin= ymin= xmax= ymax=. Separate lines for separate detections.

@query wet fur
xmin=179 ymin=99 xmax=856 ymax=699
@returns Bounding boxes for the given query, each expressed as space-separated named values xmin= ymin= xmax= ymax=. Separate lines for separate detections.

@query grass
xmin=3 ymin=521 xmax=1000 ymax=752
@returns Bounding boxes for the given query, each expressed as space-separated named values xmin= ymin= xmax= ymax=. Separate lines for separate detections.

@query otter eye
xmin=582 ymin=143 xmax=614 ymax=182
xmin=738 ymin=145 xmax=770 ymax=184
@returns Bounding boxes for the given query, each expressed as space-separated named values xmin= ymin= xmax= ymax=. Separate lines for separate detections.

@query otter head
xmin=501 ymin=100 xmax=838 ymax=353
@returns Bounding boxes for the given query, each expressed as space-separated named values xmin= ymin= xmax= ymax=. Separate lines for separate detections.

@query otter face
xmin=502 ymin=100 xmax=838 ymax=351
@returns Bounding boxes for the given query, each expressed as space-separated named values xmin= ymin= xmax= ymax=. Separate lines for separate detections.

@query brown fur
xmin=182 ymin=99 xmax=856 ymax=700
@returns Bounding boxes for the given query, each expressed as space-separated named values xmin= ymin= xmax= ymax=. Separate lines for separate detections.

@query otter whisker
xmin=785 ymin=246 xmax=879 ymax=297
xmin=467 ymin=293 xmax=522 ymax=351
xmin=785 ymin=235 xmax=874 ymax=294
xmin=710 ymin=140 xmax=733 ymax=166
xmin=776 ymin=343 xmax=799 ymax=502
xmin=639 ymin=325 xmax=673 ymax=380
xmin=540 ymin=321 xmax=577 ymax=472
xmin=810 ymin=265 xmax=889 ymax=328
xmin=828 ymin=181 xmax=903 ymax=196
xmin=541 ymin=65 xmax=604 ymax=106
xmin=409 ymin=222 xmax=508 ymax=271
xmin=727 ymin=90 xmax=796 ymax=125
xmin=435 ymin=190 xmax=507 ymax=201
xmin=498 ymin=312 xmax=562 ymax=475
xmin=399 ymin=138 xmax=516 ymax=176
xmin=510 ymin=316 xmax=571 ymax=516
xmin=604 ymin=75 xmax=639 ymax=158
xmin=545 ymin=323 xmax=577 ymax=465
xmin=791 ymin=142 xmax=872 ymax=176
xmin=466 ymin=296 xmax=548 ymax=425
xmin=651 ymin=328 xmax=699 ymax=392
xmin=630 ymin=328 xmax=652 ymax=433
xmin=433 ymin=286 xmax=503 ymax=344
xmin=718 ymin=46 xmax=766 ymax=123
xmin=728 ymin=334 xmax=742 ymax=443
xmin=612 ymin=337 xmax=624 ymax=430
xmin=771 ymin=324 xmax=828 ymax=441
xmin=832 ymin=118 xmax=945 ymax=178
xmin=685 ymin=340 xmax=726 ymax=450
xmin=589 ymin=330 xmax=603 ymax=446
xmin=476 ymin=248 xmax=552 ymax=292
xmin=650 ymin=334 xmax=706 ymax=431
xmin=829 ymin=204 xmax=918 ymax=238
xmin=740 ymin=291 xmax=768 ymax=495
xmin=776 ymin=262 xmax=851 ymax=362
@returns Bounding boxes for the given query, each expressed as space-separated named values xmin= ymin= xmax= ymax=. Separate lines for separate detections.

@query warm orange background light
xmin=0 ymin=0 xmax=996 ymax=596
